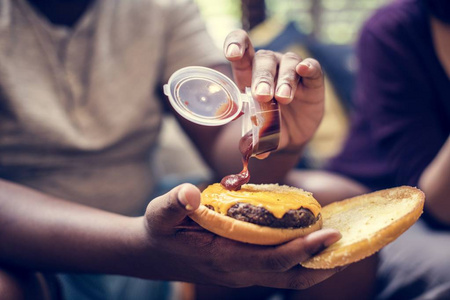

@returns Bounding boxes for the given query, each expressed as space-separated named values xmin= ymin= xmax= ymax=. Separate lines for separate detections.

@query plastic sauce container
xmin=163 ymin=66 xmax=281 ymax=157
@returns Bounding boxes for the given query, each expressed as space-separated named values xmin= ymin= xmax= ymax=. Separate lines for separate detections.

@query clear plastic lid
xmin=164 ymin=66 xmax=280 ymax=156
xmin=164 ymin=66 xmax=243 ymax=126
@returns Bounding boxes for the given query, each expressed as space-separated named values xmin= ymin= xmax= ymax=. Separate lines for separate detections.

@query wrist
xmin=113 ymin=216 xmax=154 ymax=277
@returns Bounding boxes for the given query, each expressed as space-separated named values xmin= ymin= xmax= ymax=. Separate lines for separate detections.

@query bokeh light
xmin=195 ymin=0 xmax=389 ymax=45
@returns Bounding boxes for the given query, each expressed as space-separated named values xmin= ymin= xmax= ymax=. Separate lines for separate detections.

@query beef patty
xmin=206 ymin=203 xmax=319 ymax=228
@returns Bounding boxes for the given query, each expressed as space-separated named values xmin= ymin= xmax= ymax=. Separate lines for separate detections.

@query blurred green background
xmin=195 ymin=0 xmax=389 ymax=46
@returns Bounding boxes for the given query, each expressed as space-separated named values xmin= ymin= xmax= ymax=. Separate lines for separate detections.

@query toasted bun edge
xmin=189 ymin=204 xmax=323 ymax=245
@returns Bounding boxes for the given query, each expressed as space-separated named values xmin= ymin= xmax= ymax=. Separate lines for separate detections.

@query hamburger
xmin=189 ymin=183 xmax=323 ymax=246
xmin=189 ymin=183 xmax=425 ymax=269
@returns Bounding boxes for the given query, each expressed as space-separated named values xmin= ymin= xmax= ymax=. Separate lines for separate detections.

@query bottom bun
xmin=301 ymin=186 xmax=425 ymax=269
xmin=190 ymin=204 xmax=322 ymax=245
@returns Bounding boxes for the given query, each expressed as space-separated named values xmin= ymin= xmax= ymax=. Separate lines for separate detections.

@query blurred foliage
xmin=195 ymin=0 xmax=389 ymax=45
xmin=194 ymin=0 xmax=242 ymax=47
xmin=265 ymin=0 xmax=389 ymax=44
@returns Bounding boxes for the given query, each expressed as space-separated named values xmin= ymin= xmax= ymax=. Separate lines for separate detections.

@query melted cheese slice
xmin=201 ymin=183 xmax=321 ymax=219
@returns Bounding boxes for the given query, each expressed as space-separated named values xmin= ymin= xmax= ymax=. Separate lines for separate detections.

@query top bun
xmin=301 ymin=186 xmax=425 ymax=269
xmin=189 ymin=183 xmax=323 ymax=245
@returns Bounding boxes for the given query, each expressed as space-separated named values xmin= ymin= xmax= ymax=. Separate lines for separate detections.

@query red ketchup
xmin=220 ymin=99 xmax=280 ymax=191
xmin=220 ymin=131 xmax=253 ymax=191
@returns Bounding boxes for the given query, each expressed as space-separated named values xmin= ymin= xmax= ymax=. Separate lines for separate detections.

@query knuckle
xmin=255 ymin=49 xmax=276 ymax=59
xmin=209 ymin=256 xmax=230 ymax=272
xmin=254 ymin=69 xmax=274 ymax=82
xmin=278 ymin=73 xmax=297 ymax=84
xmin=206 ymin=244 xmax=236 ymax=273
xmin=175 ymin=229 xmax=215 ymax=248
xmin=288 ymin=274 xmax=317 ymax=290
xmin=165 ymin=194 xmax=180 ymax=214
xmin=265 ymin=253 xmax=293 ymax=271
xmin=283 ymin=51 xmax=301 ymax=61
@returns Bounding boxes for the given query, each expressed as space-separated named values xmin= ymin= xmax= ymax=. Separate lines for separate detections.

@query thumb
xmin=145 ymin=183 xmax=201 ymax=234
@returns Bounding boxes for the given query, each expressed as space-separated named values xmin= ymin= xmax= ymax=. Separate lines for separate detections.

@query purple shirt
xmin=326 ymin=0 xmax=450 ymax=191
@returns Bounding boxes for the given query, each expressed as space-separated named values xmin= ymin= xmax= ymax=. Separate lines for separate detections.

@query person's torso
xmin=326 ymin=0 xmax=450 ymax=191
xmin=0 ymin=0 xmax=170 ymax=215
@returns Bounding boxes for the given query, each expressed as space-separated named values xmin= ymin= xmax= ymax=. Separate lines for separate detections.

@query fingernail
xmin=305 ymin=229 xmax=341 ymax=255
xmin=178 ymin=187 xmax=194 ymax=211
xmin=255 ymin=82 xmax=271 ymax=96
xmin=226 ymin=43 xmax=241 ymax=58
xmin=276 ymin=84 xmax=291 ymax=98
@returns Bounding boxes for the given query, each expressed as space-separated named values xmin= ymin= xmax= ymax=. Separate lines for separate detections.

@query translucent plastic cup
xmin=164 ymin=66 xmax=280 ymax=156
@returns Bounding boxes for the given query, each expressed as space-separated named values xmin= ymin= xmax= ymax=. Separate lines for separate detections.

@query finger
xmin=212 ymin=228 xmax=341 ymax=273
xmin=202 ymin=264 xmax=343 ymax=289
xmin=251 ymin=264 xmax=345 ymax=290
xmin=217 ymin=258 xmax=345 ymax=289
xmin=256 ymin=228 xmax=342 ymax=272
xmin=145 ymin=183 xmax=201 ymax=235
xmin=223 ymin=29 xmax=255 ymax=91
xmin=296 ymin=58 xmax=324 ymax=90
xmin=275 ymin=52 xmax=302 ymax=105
xmin=252 ymin=50 xmax=282 ymax=103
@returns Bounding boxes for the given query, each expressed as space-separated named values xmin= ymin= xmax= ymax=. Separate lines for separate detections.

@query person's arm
xmin=178 ymin=30 xmax=324 ymax=184
xmin=0 ymin=179 xmax=141 ymax=274
xmin=419 ymin=136 xmax=450 ymax=225
xmin=0 ymin=178 xmax=342 ymax=288
xmin=419 ymin=17 xmax=450 ymax=226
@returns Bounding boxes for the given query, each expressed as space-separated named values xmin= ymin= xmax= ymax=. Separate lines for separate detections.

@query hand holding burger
xmin=189 ymin=183 xmax=425 ymax=269
xmin=142 ymin=183 xmax=343 ymax=289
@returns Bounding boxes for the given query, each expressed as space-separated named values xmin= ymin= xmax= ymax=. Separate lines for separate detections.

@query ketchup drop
xmin=220 ymin=131 xmax=253 ymax=191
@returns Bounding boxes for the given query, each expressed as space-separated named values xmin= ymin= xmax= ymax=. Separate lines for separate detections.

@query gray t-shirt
xmin=0 ymin=0 xmax=225 ymax=215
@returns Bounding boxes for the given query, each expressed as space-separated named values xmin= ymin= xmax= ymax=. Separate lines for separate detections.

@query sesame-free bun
xmin=301 ymin=186 xmax=425 ymax=269
xmin=189 ymin=183 xmax=323 ymax=245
